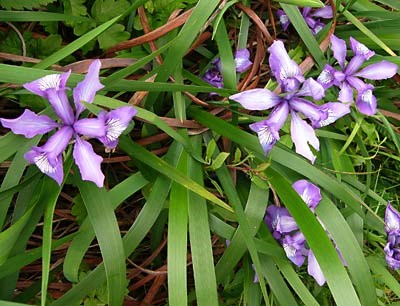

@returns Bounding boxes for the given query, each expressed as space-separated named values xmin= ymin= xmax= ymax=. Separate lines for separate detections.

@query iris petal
xmin=73 ymin=137 xmax=104 ymax=188
xmin=330 ymin=35 xmax=347 ymax=70
xmin=23 ymin=71 xmax=71 ymax=98
xmin=307 ymin=250 xmax=326 ymax=286
xmin=354 ymin=60 xmax=398 ymax=80
xmin=0 ymin=109 xmax=59 ymax=138
xmin=230 ymin=88 xmax=280 ymax=110
xmin=385 ymin=203 xmax=400 ymax=234
xmin=290 ymin=112 xmax=319 ymax=164
xmin=292 ymin=179 xmax=322 ymax=212
xmin=73 ymin=59 xmax=104 ymax=117
xmin=355 ymin=85 xmax=377 ymax=115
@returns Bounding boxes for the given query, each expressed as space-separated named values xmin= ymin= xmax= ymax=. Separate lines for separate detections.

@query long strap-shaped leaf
xmin=188 ymin=136 xmax=218 ymax=306
xmin=52 ymin=142 xmax=182 ymax=305
xmin=168 ymin=147 xmax=189 ymax=306
xmin=77 ymin=181 xmax=126 ymax=306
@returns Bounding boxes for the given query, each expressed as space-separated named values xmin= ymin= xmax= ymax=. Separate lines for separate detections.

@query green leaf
xmin=0 ymin=0 xmax=54 ymax=9
xmin=77 ymin=181 xmax=126 ymax=306
xmin=97 ymin=24 xmax=130 ymax=50
xmin=91 ymin=0 xmax=130 ymax=23
xmin=275 ymin=0 xmax=324 ymax=7
xmin=209 ymin=152 xmax=230 ymax=170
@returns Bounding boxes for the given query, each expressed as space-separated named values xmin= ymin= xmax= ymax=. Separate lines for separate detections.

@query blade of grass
xmin=77 ymin=181 xmax=126 ymax=306
xmin=188 ymin=136 xmax=218 ymax=306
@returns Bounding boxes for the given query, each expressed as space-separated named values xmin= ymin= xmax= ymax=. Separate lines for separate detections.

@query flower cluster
xmin=266 ymin=180 xmax=346 ymax=285
xmin=384 ymin=203 xmax=400 ymax=270
xmin=229 ymin=40 xmax=349 ymax=163
xmin=203 ymin=49 xmax=252 ymax=88
xmin=317 ymin=35 xmax=398 ymax=115
xmin=277 ymin=6 xmax=333 ymax=35
xmin=0 ymin=60 xmax=137 ymax=187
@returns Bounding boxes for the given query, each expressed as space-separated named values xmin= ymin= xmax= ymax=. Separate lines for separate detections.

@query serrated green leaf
xmin=0 ymin=0 xmax=55 ymax=10
xmin=91 ymin=0 xmax=130 ymax=23
xmin=97 ymin=23 xmax=130 ymax=50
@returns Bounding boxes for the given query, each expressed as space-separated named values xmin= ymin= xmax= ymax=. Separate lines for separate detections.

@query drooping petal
xmin=290 ymin=98 xmax=326 ymax=122
xmin=277 ymin=10 xmax=291 ymax=31
xmin=317 ymin=65 xmax=336 ymax=89
xmin=346 ymin=75 xmax=366 ymax=92
xmin=266 ymin=205 xmax=299 ymax=238
xmin=312 ymin=102 xmax=350 ymax=128
xmin=0 ymin=109 xmax=59 ymax=138
xmin=25 ymin=149 xmax=64 ymax=185
xmin=330 ymin=35 xmax=347 ymax=70
xmin=349 ymin=37 xmax=375 ymax=60
xmin=249 ymin=102 xmax=289 ymax=155
xmin=338 ymin=82 xmax=354 ymax=103
xmin=46 ymin=88 xmax=75 ymax=125
xmin=281 ymin=232 xmax=307 ymax=267
xmin=297 ymin=78 xmax=325 ymax=100
xmin=97 ymin=106 xmax=137 ymax=150
xmin=312 ymin=5 xmax=333 ymax=19
xmin=23 ymin=71 xmax=71 ymax=98
xmin=345 ymin=55 xmax=366 ymax=76
xmin=292 ymin=179 xmax=322 ymax=212
xmin=73 ymin=136 xmax=104 ymax=188
xmin=311 ymin=22 xmax=325 ymax=35
xmin=229 ymin=88 xmax=280 ymax=110
xmin=234 ymin=49 xmax=252 ymax=73
xmin=307 ymin=250 xmax=326 ymax=286
xmin=202 ymin=66 xmax=223 ymax=88
xmin=73 ymin=59 xmax=104 ymax=117
xmin=290 ymin=111 xmax=319 ymax=164
xmin=268 ymin=40 xmax=304 ymax=89
xmin=23 ymin=126 xmax=73 ymax=185
xmin=385 ymin=203 xmax=400 ymax=234
xmin=355 ymin=85 xmax=377 ymax=115
xmin=354 ymin=61 xmax=398 ymax=80
xmin=73 ymin=118 xmax=107 ymax=138
xmin=385 ymin=242 xmax=400 ymax=270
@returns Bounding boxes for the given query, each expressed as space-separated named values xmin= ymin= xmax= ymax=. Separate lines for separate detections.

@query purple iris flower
xmin=277 ymin=6 xmax=333 ymax=34
xmin=384 ymin=203 xmax=400 ymax=270
xmin=317 ymin=35 xmax=398 ymax=115
xmin=0 ymin=60 xmax=137 ymax=187
xmin=202 ymin=48 xmax=252 ymax=88
xmin=230 ymin=40 xmax=349 ymax=163
xmin=266 ymin=179 xmax=346 ymax=285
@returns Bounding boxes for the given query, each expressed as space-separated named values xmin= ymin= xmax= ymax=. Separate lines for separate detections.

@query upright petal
xmin=277 ymin=10 xmax=291 ymax=31
xmin=234 ymin=49 xmax=252 ymax=73
xmin=229 ymin=88 xmax=280 ymax=110
xmin=330 ymin=35 xmax=347 ymax=70
xmin=349 ymin=37 xmax=375 ymax=60
xmin=297 ymin=78 xmax=325 ymax=100
xmin=338 ymin=82 xmax=354 ymax=103
xmin=317 ymin=65 xmax=336 ymax=89
xmin=268 ymin=40 xmax=304 ymax=88
xmin=46 ymin=88 xmax=75 ymax=125
xmin=97 ymin=106 xmax=137 ymax=150
xmin=23 ymin=71 xmax=71 ymax=98
xmin=42 ymin=126 xmax=73 ymax=159
xmin=312 ymin=6 xmax=333 ymax=19
xmin=0 ymin=109 xmax=59 ymax=138
xmin=290 ymin=111 xmax=319 ymax=164
xmin=385 ymin=203 xmax=400 ymax=234
xmin=73 ymin=118 xmax=107 ymax=138
xmin=355 ymin=85 xmax=377 ymax=115
xmin=307 ymin=250 xmax=326 ymax=286
xmin=25 ymin=149 xmax=64 ymax=185
xmin=73 ymin=136 xmax=104 ymax=188
xmin=345 ymin=55 xmax=366 ymax=76
xmin=354 ymin=61 xmax=398 ymax=80
xmin=312 ymin=102 xmax=350 ymax=128
xmin=249 ymin=102 xmax=289 ymax=155
xmin=73 ymin=59 xmax=104 ymax=117
xmin=292 ymin=179 xmax=322 ymax=212
xmin=290 ymin=98 xmax=326 ymax=122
